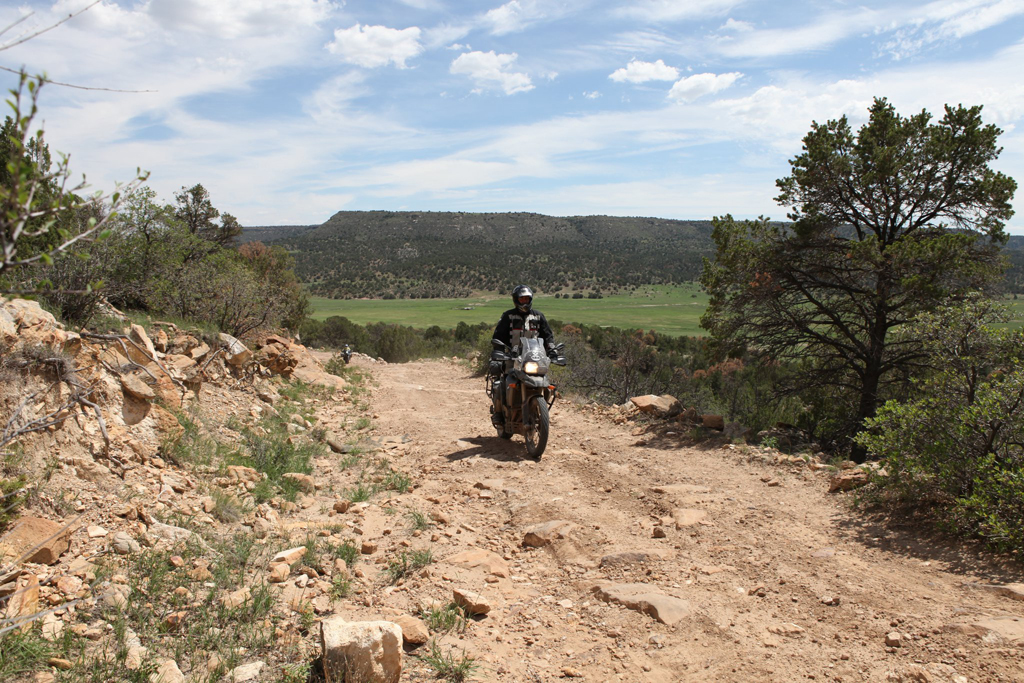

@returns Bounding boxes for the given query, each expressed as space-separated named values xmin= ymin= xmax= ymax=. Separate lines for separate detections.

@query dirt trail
xmin=339 ymin=357 xmax=1024 ymax=682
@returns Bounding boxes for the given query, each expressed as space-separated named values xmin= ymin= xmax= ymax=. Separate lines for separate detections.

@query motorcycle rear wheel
xmin=524 ymin=397 xmax=549 ymax=459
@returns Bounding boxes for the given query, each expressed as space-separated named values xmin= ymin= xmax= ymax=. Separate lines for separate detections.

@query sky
xmin=1 ymin=0 xmax=1023 ymax=231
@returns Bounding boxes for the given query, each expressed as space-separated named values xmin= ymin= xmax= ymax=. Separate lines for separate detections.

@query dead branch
xmin=198 ymin=347 xmax=223 ymax=376
xmin=0 ymin=348 xmax=110 ymax=456
xmin=0 ymin=2 xmax=101 ymax=51
xmin=76 ymin=394 xmax=109 ymax=452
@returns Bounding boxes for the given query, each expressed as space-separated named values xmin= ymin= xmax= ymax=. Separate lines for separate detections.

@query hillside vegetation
xmin=259 ymin=211 xmax=716 ymax=298
xmin=249 ymin=214 xmax=1024 ymax=299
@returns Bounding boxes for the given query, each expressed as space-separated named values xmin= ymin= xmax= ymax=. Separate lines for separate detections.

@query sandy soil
xmin=342 ymin=357 xmax=1024 ymax=682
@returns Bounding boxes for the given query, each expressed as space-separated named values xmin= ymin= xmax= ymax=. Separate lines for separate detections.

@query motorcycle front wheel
xmin=524 ymin=396 xmax=549 ymax=459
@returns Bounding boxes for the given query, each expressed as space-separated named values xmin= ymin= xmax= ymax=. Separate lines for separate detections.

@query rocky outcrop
xmin=255 ymin=335 xmax=348 ymax=389
xmin=0 ymin=297 xmax=73 ymax=350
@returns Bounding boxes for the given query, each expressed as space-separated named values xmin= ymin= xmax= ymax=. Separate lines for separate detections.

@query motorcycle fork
xmin=522 ymin=386 xmax=542 ymax=427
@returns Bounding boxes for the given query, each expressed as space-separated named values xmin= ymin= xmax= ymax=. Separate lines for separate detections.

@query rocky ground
xmin=1 ymin=299 xmax=1023 ymax=683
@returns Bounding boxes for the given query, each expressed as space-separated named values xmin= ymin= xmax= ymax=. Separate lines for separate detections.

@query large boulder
xmin=257 ymin=341 xmax=299 ymax=376
xmin=121 ymin=373 xmax=155 ymax=402
xmin=128 ymin=324 xmax=157 ymax=364
xmin=701 ymin=414 xmax=725 ymax=431
xmin=0 ymin=304 xmax=16 ymax=345
xmin=629 ymin=394 xmax=682 ymax=418
xmin=291 ymin=351 xmax=348 ymax=390
xmin=219 ymin=333 xmax=252 ymax=366
xmin=522 ymin=520 xmax=576 ymax=548
xmin=829 ymin=470 xmax=869 ymax=493
xmin=320 ymin=617 xmax=402 ymax=683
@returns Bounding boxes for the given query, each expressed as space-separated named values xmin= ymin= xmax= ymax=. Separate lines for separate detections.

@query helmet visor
xmin=517 ymin=295 xmax=532 ymax=304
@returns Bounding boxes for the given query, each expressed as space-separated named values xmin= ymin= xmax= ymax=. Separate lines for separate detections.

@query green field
xmin=311 ymin=284 xmax=710 ymax=337
xmin=311 ymin=285 xmax=1024 ymax=337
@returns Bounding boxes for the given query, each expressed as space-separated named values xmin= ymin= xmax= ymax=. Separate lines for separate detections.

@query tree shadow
xmin=630 ymin=422 xmax=734 ymax=452
xmin=444 ymin=435 xmax=529 ymax=462
xmin=831 ymin=506 xmax=1024 ymax=583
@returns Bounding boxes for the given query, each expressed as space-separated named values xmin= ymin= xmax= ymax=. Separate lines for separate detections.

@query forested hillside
xmin=250 ymin=211 xmax=716 ymax=298
xmin=247 ymin=213 xmax=1024 ymax=299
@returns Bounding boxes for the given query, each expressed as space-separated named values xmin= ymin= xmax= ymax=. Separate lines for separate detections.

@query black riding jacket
xmin=493 ymin=307 xmax=555 ymax=352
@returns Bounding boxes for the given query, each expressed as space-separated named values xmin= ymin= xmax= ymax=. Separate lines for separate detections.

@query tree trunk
xmin=851 ymin=364 xmax=882 ymax=463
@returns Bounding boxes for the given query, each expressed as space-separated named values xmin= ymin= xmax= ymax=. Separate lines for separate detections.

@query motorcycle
xmin=341 ymin=345 xmax=352 ymax=364
xmin=486 ymin=336 xmax=566 ymax=459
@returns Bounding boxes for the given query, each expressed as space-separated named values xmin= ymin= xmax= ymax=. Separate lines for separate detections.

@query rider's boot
xmin=490 ymin=406 xmax=504 ymax=428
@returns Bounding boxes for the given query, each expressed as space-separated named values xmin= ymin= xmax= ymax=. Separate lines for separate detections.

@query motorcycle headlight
xmin=523 ymin=361 xmax=541 ymax=375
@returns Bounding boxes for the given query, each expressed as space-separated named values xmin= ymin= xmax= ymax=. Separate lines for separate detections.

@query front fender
xmin=518 ymin=373 xmax=549 ymax=389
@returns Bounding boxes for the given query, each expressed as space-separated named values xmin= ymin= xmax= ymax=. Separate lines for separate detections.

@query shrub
xmin=857 ymin=298 xmax=1024 ymax=554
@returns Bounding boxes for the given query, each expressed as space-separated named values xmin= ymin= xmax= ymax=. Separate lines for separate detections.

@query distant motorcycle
xmin=341 ymin=345 xmax=352 ymax=364
xmin=486 ymin=337 xmax=566 ymax=459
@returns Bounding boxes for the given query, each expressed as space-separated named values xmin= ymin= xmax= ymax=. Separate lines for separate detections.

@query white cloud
xmin=708 ymin=1 xmax=1024 ymax=60
xmin=712 ymin=9 xmax=878 ymax=58
xmin=720 ymin=17 xmax=754 ymax=32
xmin=396 ymin=0 xmax=443 ymax=9
xmin=615 ymin=0 xmax=746 ymax=22
xmin=609 ymin=59 xmax=680 ymax=84
xmin=422 ymin=23 xmax=472 ymax=49
xmin=481 ymin=0 xmax=555 ymax=35
xmin=484 ymin=1 xmax=528 ymax=35
xmin=302 ymin=72 xmax=371 ymax=122
xmin=146 ymin=0 xmax=336 ymax=39
xmin=669 ymin=72 xmax=742 ymax=101
xmin=881 ymin=0 xmax=1024 ymax=59
xmin=326 ymin=24 xmax=423 ymax=68
xmin=450 ymin=51 xmax=534 ymax=95
xmin=584 ymin=91 xmax=601 ymax=99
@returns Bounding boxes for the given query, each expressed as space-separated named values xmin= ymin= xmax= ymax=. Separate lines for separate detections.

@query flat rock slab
xmin=121 ymin=373 xmax=155 ymax=401
xmin=946 ymin=616 xmax=1024 ymax=643
xmin=591 ymin=582 xmax=690 ymax=626
xmin=672 ymin=508 xmax=707 ymax=528
xmin=0 ymin=516 xmax=72 ymax=565
xmin=446 ymin=547 xmax=509 ymax=577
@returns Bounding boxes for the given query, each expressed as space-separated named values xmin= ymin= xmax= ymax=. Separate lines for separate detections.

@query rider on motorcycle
xmin=493 ymin=285 xmax=556 ymax=354
xmin=490 ymin=285 xmax=557 ymax=428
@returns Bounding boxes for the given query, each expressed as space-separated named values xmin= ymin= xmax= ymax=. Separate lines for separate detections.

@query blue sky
xmin=2 ymin=0 xmax=1023 ymax=231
